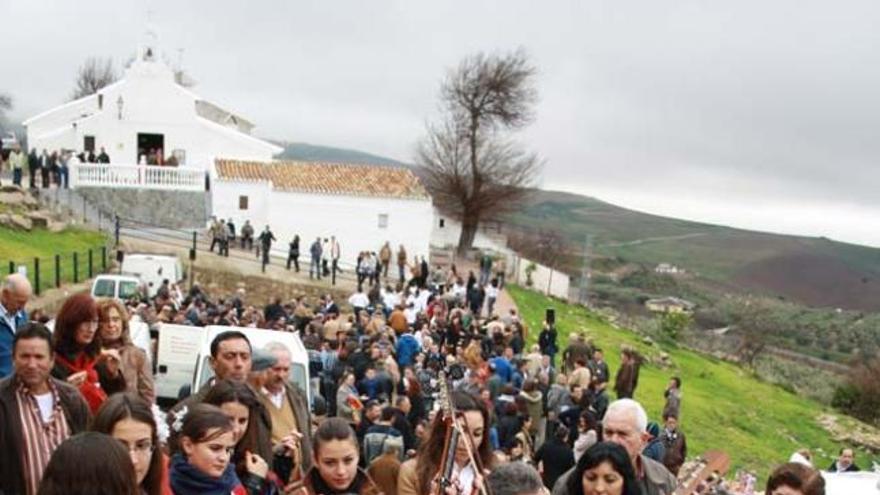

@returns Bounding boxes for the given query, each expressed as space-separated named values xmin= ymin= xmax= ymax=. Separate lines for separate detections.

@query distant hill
xmin=505 ymin=190 xmax=880 ymax=311
xmin=273 ymin=141 xmax=410 ymax=167
xmin=269 ymin=142 xmax=880 ymax=311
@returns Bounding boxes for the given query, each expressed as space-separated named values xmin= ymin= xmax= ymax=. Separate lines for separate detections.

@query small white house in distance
xmin=23 ymin=28 xmax=281 ymax=169
xmin=212 ymin=159 xmax=434 ymax=263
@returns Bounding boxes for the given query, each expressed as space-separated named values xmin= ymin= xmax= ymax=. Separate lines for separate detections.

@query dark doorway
xmin=137 ymin=133 xmax=164 ymax=164
xmin=84 ymin=135 xmax=95 ymax=152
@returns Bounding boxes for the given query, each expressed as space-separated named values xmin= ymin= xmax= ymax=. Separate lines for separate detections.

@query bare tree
xmin=418 ymin=49 xmax=541 ymax=255
xmin=733 ymin=300 xmax=778 ymax=368
xmin=71 ymin=57 xmax=118 ymax=100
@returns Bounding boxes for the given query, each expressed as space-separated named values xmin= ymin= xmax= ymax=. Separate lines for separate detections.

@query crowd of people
xmin=0 ymin=257 xmax=862 ymax=494
xmin=0 ymin=142 xmax=185 ymax=191
xmin=0 ymin=144 xmax=111 ymax=189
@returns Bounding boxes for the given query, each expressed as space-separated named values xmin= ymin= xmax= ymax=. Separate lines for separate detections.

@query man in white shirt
xmin=348 ymin=289 xmax=369 ymax=314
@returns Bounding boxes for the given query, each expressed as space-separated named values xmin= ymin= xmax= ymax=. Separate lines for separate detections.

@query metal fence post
xmin=332 ymin=260 xmax=337 ymax=286
xmin=115 ymin=215 xmax=120 ymax=247
xmin=34 ymin=258 xmax=40 ymax=295
xmin=7 ymin=261 xmax=13 ymax=274
xmin=55 ymin=254 xmax=61 ymax=288
xmin=73 ymin=252 xmax=79 ymax=284
xmin=101 ymin=246 xmax=107 ymax=271
xmin=88 ymin=249 xmax=93 ymax=278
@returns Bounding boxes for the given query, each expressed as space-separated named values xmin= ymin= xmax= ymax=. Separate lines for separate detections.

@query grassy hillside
xmin=509 ymin=285 xmax=876 ymax=478
xmin=0 ymin=225 xmax=109 ymax=291
xmin=505 ymin=191 xmax=880 ymax=311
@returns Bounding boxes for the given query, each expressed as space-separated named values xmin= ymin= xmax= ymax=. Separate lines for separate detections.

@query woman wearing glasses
xmin=97 ymin=298 xmax=155 ymax=403
xmin=51 ymin=293 xmax=125 ymax=412
xmin=92 ymin=393 xmax=168 ymax=495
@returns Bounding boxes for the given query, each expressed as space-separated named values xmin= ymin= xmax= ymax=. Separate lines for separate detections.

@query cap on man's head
xmin=251 ymin=349 xmax=278 ymax=372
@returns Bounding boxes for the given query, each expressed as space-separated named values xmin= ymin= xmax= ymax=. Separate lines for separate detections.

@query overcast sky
xmin=2 ymin=1 xmax=879 ymax=247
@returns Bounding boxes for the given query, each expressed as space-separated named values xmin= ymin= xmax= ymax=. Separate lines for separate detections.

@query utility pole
xmin=579 ymin=234 xmax=591 ymax=306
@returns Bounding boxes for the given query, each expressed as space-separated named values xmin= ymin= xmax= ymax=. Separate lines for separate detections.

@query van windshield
xmin=118 ymin=281 xmax=140 ymax=300
xmin=92 ymin=279 xmax=116 ymax=298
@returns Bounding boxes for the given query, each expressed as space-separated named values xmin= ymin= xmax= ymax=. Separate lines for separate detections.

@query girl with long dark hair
xmin=203 ymin=380 xmax=282 ymax=494
xmin=286 ymin=417 xmax=380 ymax=495
xmin=38 ymin=432 xmax=139 ymax=495
xmin=91 ymin=393 xmax=167 ymax=495
xmin=398 ymin=391 xmax=496 ymax=495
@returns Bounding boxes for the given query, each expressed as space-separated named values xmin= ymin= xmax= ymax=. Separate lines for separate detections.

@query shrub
xmin=832 ymin=355 xmax=880 ymax=425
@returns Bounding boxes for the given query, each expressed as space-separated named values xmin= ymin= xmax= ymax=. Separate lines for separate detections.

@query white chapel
xmin=23 ymin=28 xmax=281 ymax=169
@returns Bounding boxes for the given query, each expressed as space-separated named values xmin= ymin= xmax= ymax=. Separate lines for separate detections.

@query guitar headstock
xmin=437 ymin=370 xmax=453 ymax=420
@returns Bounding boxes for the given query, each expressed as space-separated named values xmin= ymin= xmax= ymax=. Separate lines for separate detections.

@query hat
xmin=251 ymin=350 xmax=278 ymax=372
xmin=647 ymin=421 xmax=660 ymax=439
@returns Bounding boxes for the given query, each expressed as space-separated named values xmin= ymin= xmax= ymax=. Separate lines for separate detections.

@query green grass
xmin=0 ymin=226 xmax=110 ymax=293
xmin=508 ymin=285 xmax=877 ymax=479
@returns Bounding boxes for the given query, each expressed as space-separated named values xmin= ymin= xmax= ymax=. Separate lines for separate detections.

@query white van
xmin=121 ymin=254 xmax=184 ymax=298
xmin=154 ymin=325 xmax=311 ymax=407
xmin=91 ymin=274 xmax=144 ymax=301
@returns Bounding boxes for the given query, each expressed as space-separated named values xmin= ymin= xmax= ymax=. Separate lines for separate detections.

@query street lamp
xmin=116 ymin=95 xmax=124 ymax=120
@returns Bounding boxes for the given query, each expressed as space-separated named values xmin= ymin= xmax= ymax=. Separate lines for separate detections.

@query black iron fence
xmin=2 ymin=245 xmax=109 ymax=296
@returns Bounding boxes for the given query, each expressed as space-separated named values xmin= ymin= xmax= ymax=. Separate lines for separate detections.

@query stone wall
xmin=76 ymin=187 xmax=209 ymax=228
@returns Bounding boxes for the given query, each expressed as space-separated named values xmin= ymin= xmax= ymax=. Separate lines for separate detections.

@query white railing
xmin=69 ymin=163 xmax=206 ymax=192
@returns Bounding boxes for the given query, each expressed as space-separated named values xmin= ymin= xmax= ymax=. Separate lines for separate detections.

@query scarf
xmin=169 ymin=453 xmax=243 ymax=495
xmin=54 ymin=351 xmax=106 ymax=413
xmin=307 ymin=466 xmax=369 ymax=495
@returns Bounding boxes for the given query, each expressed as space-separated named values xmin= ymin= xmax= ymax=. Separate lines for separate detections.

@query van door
xmin=155 ymin=324 xmax=204 ymax=405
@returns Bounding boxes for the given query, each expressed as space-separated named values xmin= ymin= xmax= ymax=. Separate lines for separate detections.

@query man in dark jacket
xmin=538 ymin=321 xmax=558 ymax=367
xmin=258 ymin=225 xmax=276 ymax=265
xmin=828 ymin=447 xmax=860 ymax=472
xmin=614 ymin=349 xmax=638 ymax=399
xmin=534 ymin=425 xmax=575 ymax=490
xmin=28 ymin=148 xmax=39 ymax=189
xmin=309 ymin=237 xmax=323 ymax=280
xmin=659 ymin=414 xmax=687 ymax=476
xmin=0 ymin=323 xmax=91 ymax=495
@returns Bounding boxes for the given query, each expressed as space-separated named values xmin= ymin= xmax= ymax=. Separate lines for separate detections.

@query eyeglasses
xmin=117 ymin=439 xmax=155 ymax=457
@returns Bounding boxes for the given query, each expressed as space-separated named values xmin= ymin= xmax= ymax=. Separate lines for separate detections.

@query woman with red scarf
xmin=51 ymin=293 xmax=125 ymax=412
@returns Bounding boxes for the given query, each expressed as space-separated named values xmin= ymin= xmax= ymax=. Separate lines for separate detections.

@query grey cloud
xmin=1 ymin=0 xmax=878 ymax=245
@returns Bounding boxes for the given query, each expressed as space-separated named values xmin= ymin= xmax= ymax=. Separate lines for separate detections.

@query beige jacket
xmin=115 ymin=343 xmax=155 ymax=403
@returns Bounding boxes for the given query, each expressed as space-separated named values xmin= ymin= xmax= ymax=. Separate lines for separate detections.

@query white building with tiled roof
xmin=212 ymin=159 xmax=434 ymax=264
xmin=23 ymin=28 xmax=281 ymax=169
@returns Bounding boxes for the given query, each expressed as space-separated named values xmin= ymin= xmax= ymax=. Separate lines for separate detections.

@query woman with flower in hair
xmin=167 ymin=403 xmax=247 ymax=495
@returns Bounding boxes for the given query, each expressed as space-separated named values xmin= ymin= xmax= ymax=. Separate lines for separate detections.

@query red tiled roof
xmin=214 ymin=159 xmax=430 ymax=200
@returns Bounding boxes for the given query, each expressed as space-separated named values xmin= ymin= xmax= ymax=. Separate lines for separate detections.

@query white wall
xmin=212 ymin=182 xmax=434 ymax=266
xmin=512 ymin=255 xmax=571 ymax=300
xmin=431 ymin=208 xmax=510 ymax=253
xmin=212 ymin=180 xmax=271 ymax=230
